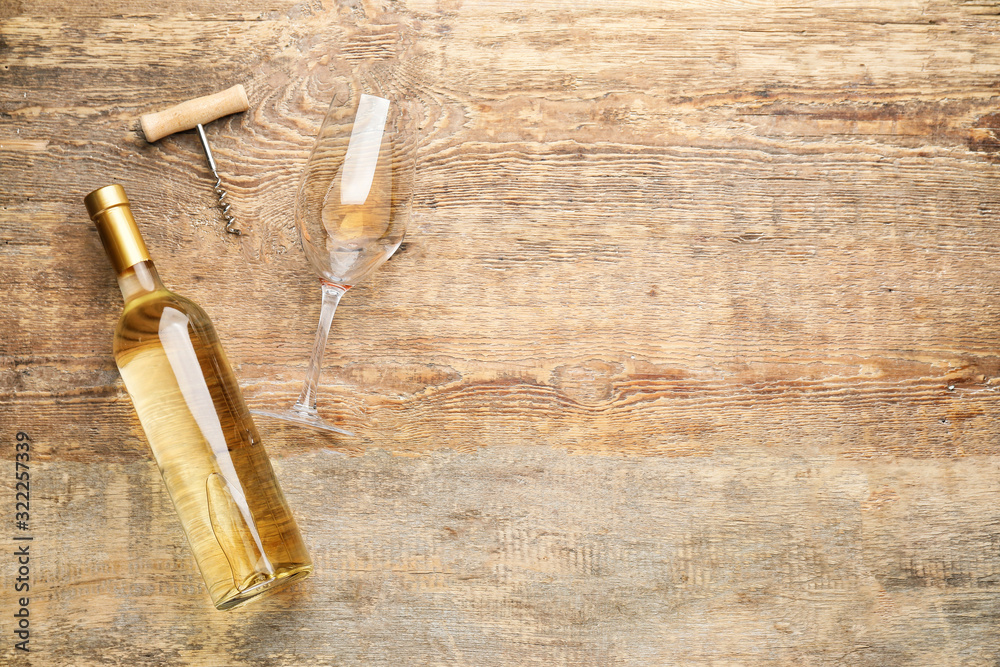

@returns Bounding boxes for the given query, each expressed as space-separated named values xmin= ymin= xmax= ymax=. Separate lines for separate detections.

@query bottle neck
xmin=117 ymin=260 xmax=165 ymax=302
xmin=86 ymin=185 xmax=154 ymax=285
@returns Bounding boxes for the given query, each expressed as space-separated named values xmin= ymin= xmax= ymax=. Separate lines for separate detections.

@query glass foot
xmin=250 ymin=407 xmax=355 ymax=436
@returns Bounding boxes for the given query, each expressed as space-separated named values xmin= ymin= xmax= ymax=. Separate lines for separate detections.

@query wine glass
xmin=253 ymin=71 xmax=417 ymax=434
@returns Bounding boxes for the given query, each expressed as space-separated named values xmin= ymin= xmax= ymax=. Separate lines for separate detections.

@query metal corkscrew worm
xmin=140 ymin=85 xmax=250 ymax=236
xmin=197 ymin=124 xmax=240 ymax=235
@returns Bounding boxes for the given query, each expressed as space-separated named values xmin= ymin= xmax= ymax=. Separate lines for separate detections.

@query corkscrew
xmin=140 ymin=85 xmax=250 ymax=236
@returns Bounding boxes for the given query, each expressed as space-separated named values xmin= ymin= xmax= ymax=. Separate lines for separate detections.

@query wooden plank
xmin=3 ymin=449 xmax=1000 ymax=665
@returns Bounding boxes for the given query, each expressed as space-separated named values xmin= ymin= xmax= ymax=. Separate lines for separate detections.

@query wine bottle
xmin=85 ymin=184 xmax=312 ymax=610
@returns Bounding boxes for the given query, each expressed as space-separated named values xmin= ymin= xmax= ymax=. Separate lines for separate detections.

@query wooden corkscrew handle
xmin=140 ymin=84 xmax=249 ymax=142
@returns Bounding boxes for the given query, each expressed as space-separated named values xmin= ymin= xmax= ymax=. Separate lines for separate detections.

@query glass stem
xmin=294 ymin=282 xmax=350 ymax=414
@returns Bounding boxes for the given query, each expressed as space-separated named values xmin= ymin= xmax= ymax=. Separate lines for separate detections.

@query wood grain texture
xmin=3 ymin=0 xmax=1000 ymax=663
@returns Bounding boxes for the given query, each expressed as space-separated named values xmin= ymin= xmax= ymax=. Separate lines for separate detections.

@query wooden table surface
xmin=3 ymin=0 xmax=1000 ymax=664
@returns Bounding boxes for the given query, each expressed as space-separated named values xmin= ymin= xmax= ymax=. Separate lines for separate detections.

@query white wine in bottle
xmin=85 ymin=184 xmax=312 ymax=610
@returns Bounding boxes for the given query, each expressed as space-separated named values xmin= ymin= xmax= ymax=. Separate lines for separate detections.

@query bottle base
xmin=214 ymin=563 xmax=314 ymax=611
